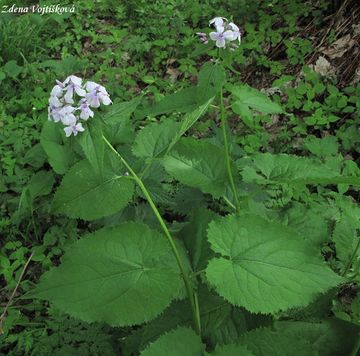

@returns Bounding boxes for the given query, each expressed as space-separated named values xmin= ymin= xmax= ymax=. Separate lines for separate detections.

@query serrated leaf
xmin=230 ymin=85 xmax=282 ymax=127
xmin=3 ymin=60 xmax=22 ymax=78
xmin=27 ymin=170 xmax=55 ymax=199
xmin=231 ymin=101 xmax=254 ymax=128
xmin=78 ymin=120 xmax=104 ymax=175
xmin=104 ymin=97 xmax=142 ymax=124
xmin=197 ymin=63 xmax=225 ymax=103
xmin=140 ymin=327 xmax=204 ymax=356
xmin=206 ymin=214 xmax=342 ymax=314
xmin=136 ymin=65 xmax=219 ymax=120
xmin=136 ymin=87 xmax=200 ymax=119
xmin=103 ymin=98 xmax=138 ymax=145
xmin=30 ymin=223 xmax=182 ymax=326
xmin=40 ymin=121 xmax=76 ymax=174
xmin=239 ymin=325 xmax=315 ymax=355
xmin=23 ymin=143 xmax=47 ymax=169
xmin=162 ymin=138 xmax=228 ymax=198
xmin=133 ymin=120 xmax=180 ymax=159
xmin=333 ymin=214 xmax=360 ymax=269
xmin=281 ymin=202 xmax=333 ymax=245
xmin=210 ymin=343 xmax=254 ymax=356
xmin=166 ymin=98 xmax=214 ymax=154
xmin=122 ymin=284 xmax=271 ymax=355
xmin=179 ymin=208 xmax=217 ymax=272
xmin=304 ymin=135 xmax=339 ymax=157
xmin=239 ymin=320 xmax=359 ymax=356
xmin=240 ymin=153 xmax=360 ymax=186
xmin=53 ymin=159 xmax=134 ymax=220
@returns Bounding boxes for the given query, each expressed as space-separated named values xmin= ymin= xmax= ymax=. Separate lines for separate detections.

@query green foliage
xmin=140 ymin=327 xmax=204 ymax=356
xmin=40 ymin=121 xmax=75 ymax=174
xmin=229 ymin=84 xmax=283 ymax=128
xmin=239 ymin=153 xmax=360 ymax=186
xmin=52 ymin=159 xmax=134 ymax=220
xmin=30 ymin=223 xmax=182 ymax=326
xmin=2 ymin=0 xmax=360 ymax=354
xmin=133 ymin=120 xmax=181 ymax=159
xmin=206 ymin=214 xmax=342 ymax=313
xmin=162 ymin=138 xmax=229 ymax=198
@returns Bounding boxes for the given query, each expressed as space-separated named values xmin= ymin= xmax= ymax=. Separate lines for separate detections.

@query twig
xmin=0 ymin=252 xmax=34 ymax=334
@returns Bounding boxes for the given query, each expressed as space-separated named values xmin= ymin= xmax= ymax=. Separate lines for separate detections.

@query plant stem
xmin=342 ymin=236 xmax=360 ymax=277
xmin=102 ymin=135 xmax=201 ymax=335
xmin=219 ymin=87 xmax=241 ymax=213
xmin=0 ymin=252 xmax=34 ymax=334
xmin=351 ymin=332 xmax=360 ymax=356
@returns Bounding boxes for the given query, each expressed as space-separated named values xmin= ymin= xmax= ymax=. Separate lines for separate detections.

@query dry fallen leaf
xmin=320 ymin=34 xmax=356 ymax=59
xmin=310 ymin=56 xmax=336 ymax=77
xmin=166 ymin=67 xmax=181 ymax=82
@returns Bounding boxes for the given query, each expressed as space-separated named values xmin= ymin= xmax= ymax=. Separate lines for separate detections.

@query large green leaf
xmin=52 ymin=159 xmax=134 ymax=220
xmin=136 ymin=63 xmax=220 ymax=119
xmin=205 ymin=214 xmax=342 ymax=314
xmin=239 ymin=320 xmax=359 ymax=356
xmin=133 ymin=98 xmax=213 ymax=160
xmin=103 ymin=98 xmax=139 ymax=145
xmin=162 ymin=138 xmax=228 ymax=198
xmin=240 ymin=153 xmax=360 ymax=186
xmin=30 ymin=223 xmax=182 ymax=326
xmin=140 ymin=327 xmax=204 ymax=356
xmin=133 ymin=120 xmax=181 ymax=159
xmin=26 ymin=170 xmax=55 ymax=199
xmin=40 ymin=121 xmax=76 ymax=174
xmin=333 ymin=214 xmax=360 ymax=270
xmin=104 ymin=97 xmax=142 ymax=124
xmin=281 ymin=202 xmax=335 ymax=245
xmin=229 ymin=84 xmax=283 ymax=128
xmin=179 ymin=208 xmax=217 ymax=272
xmin=197 ymin=62 xmax=225 ymax=103
xmin=122 ymin=284 xmax=271 ymax=355
xmin=136 ymin=87 xmax=200 ymax=119
xmin=166 ymin=98 xmax=214 ymax=154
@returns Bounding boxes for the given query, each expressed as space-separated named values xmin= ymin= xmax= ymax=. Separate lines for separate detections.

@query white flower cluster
xmin=208 ymin=17 xmax=241 ymax=49
xmin=48 ymin=75 xmax=112 ymax=137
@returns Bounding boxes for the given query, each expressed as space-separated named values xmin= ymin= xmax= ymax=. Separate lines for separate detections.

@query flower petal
xmin=64 ymin=126 xmax=73 ymax=137
xmin=216 ymin=38 xmax=226 ymax=48
xmin=209 ymin=32 xmax=219 ymax=41
xmin=223 ymin=30 xmax=235 ymax=40
xmin=75 ymin=86 xmax=86 ymax=97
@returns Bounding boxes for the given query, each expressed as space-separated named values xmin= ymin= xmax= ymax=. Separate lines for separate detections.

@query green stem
xmin=219 ymin=87 xmax=241 ymax=213
xmin=342 ymin=236 xmax=360 ymax=277
xmin=102 ymin=135 xmax=201 ymax=335
xmin=350 ymin=332 xmax=360 ymax=356
xmin=222 ymin=195 xmax=237 ymax=211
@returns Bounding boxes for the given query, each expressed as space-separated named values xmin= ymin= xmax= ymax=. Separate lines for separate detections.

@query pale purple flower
xmin=48 ymin=95 xmax=63 ymax=108
xmin=209 ymin=17 xmax=227 ymax=29
xmin=58 ymin=105 xmax=77 ymax=126
xmin=196 ymin=32 xmax=208 ymax=44
xmin=50 ymin=85 xmax=63 ymax=98
xmin=209 ymin=27 xmax=234 ymax=48
xmin=48 ymin=105 xmax=63 ymax=122
xmin=227 ymin=22 xmax=241 ymax=43
xmin=85 ymin=81 xmax=112 ymax=108
xmin=63 ymin=75 xmax=86 ymax=104
xmin=64 ymin=122 xmax=85 ymax=137
xmin=47 ymin=75 xmax=112 ymax=138
xmin=79 ymin=99 xmax=94 ymax=120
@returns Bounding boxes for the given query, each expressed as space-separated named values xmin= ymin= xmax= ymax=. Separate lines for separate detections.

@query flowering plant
xmin=28 ymin=15 xmax=360 ymax=356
